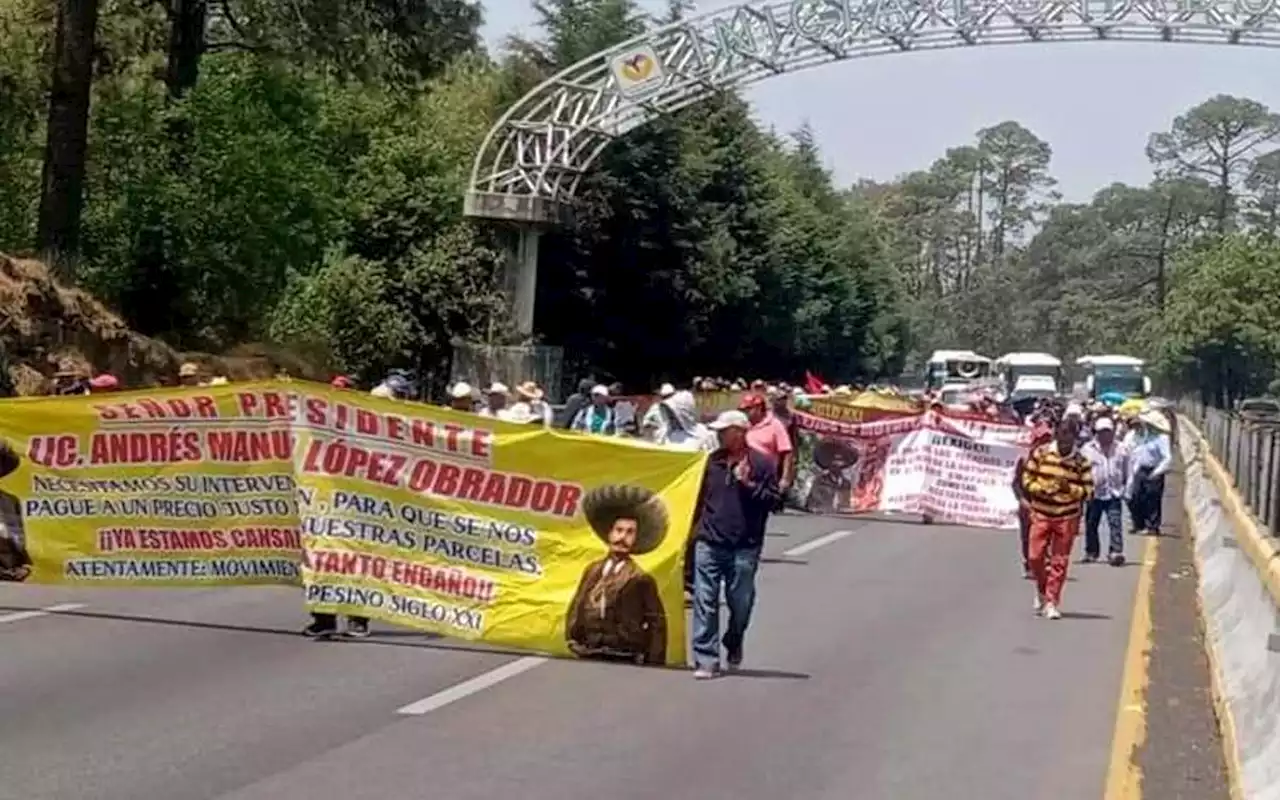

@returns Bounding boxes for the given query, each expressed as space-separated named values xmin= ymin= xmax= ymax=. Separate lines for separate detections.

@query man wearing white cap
xmin=689 ymin=410 xmax=780 ymax=680
xmin=447 ymin=382 xmax=475 ymax=413
xmin=1081 ymin=415 xmax=1130 ymax=566
xmin=640 ymin=383 xmax=677 ymax=440
xmin=570 ymin=384 xmax=616 ymax=435
xmin=478 ymin=382 xmax=510 ymax=419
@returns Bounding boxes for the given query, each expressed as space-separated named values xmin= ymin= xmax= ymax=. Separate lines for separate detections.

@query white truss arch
xmin=464 ymin=0 xmax=1280 ymax=224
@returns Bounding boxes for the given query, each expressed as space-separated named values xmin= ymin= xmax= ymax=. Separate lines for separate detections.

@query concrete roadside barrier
xmin=1178 ymin=416 xmax=1280 ymax=800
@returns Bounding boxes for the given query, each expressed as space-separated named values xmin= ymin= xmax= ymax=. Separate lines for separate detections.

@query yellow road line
xmin=1102 ymin=535 xmax=1157 ymax=800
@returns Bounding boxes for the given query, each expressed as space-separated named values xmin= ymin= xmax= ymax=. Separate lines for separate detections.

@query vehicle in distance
xmin=1237 ymin=396 xmax=1280 ymax=423
xmin=996 ymin=352 xmax=1063 ymax=395
xmin=924 ymin=350 xmax=994 ymax=391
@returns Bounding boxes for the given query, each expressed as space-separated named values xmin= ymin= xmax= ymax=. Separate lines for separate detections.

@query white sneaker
xmin=1033 ymin=593 xmax=1045 ymax=615
xmin=1043 ymin=604 xmax=1062 ymax=620
xmin=693 ymin=666 xmax=717 ymax=680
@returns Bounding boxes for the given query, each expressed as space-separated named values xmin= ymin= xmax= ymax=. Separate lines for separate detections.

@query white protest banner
xmin=793 ymin=409 xmax=1033 ymax=530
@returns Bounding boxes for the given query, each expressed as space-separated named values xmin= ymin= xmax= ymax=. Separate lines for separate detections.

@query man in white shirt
xmin=1080 ymin=416 xmax=1130 ymax=566
xmin=640 ymin=383 xmax=677 ymax=440
xmin=478 ymin=383 xmax=510 ymax=419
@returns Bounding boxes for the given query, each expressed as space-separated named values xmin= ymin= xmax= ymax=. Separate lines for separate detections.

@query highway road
xmin=0 ymin=513 xmax=1144 ymax=800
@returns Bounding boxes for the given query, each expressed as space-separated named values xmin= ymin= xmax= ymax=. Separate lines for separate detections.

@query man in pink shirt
xmin=740 ymin=393 xmax=795 ymax=499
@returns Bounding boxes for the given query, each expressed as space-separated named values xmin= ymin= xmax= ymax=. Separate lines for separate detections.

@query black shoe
xmin=725 ymin=649 xmax=743 ymax=673
xmin=302 ymin=622 xmax=336 ymax=638
xmin=1109 ymin=553 xmax=1126 ymax=566
xmin=345 ymin=619 xmax=370 ymax=638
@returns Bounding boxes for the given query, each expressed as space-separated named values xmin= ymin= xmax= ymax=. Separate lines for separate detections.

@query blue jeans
xmin=1084 ymin=497 xmax=1124 ymax=557
xmin=690 ymin=540 xmax=760 ymax=670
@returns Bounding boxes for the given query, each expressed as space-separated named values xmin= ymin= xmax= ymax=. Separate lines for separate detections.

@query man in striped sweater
xmin=1020 ymin=416 xmax=1094 ymax=620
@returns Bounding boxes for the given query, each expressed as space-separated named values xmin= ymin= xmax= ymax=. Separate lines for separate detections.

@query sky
xmin=480 ymin=0 xmax=1280 ymax=202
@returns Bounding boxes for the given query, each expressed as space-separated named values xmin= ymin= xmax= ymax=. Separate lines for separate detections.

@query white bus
xmin=995 ymin=352 xmax=1063 ymax=397
xmin=924 ymin=349 xmax=994 ymax=391
xmin=1076 ymin=354 xmax=1151 ymax=403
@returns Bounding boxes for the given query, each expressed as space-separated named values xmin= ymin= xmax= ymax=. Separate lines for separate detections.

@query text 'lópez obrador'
xmin=0 ymin=381 xmax=706 ymax=666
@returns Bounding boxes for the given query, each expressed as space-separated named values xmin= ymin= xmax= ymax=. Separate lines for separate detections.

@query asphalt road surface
xmin=0 ymin=513 xmax=1143 ymax=800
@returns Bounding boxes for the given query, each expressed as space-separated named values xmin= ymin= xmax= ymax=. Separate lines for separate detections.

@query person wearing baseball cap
xmin=478 ymin=382 xmax=510 ymax=419
xmin=739 ymin=392 xmax=795 ymax=504
xmin=688 ymin=409 xmax=781 ymax=680
xmin=1080 ymin=415 xmax=1130 ymax=566
xmin=569 ymin=384 xmax=617 ymax=436
xmin=447 ymin=381 xmax=475 ymax=413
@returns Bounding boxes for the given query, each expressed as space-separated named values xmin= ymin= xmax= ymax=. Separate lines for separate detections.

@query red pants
xmin=1027 ymin=512 xmax=1080 ymax=606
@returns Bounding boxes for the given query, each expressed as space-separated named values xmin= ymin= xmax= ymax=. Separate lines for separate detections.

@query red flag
xmin=804 ymin=371 xmax=826 ymax=394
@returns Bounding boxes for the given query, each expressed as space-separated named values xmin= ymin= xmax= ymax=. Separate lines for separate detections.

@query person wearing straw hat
xmin=804 ymin=437 xmax=859 ymax=515
xmin=565 ymin=485 xmax=670 ymax=665
xmin=509 ymin=381 xmax=552 ymax=426
xmin=1126 ymin=409 xmax=1173 ymax=536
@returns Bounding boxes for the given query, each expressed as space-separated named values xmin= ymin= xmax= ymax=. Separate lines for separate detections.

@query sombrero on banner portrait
xmin=813 ymin=438 xmax=859 ymax=471
xmin=582 ymin=485 xmax=670 ymax=556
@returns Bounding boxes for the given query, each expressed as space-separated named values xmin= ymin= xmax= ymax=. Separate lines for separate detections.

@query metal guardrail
xmin=1180 ymin=399 xmax=1280 ymax=537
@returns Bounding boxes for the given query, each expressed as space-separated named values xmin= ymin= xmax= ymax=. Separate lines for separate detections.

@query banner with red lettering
xmin=792 ymin=408 xmax=1031 ymax=529
xmin=0 ymin=382 xmax=706 ymax=666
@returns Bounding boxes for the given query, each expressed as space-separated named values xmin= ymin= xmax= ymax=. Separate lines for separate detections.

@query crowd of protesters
xmin=17 ymin=361 xmax=1180 ymax=647
xmin=1012 ymin=398 xmax=1174 ymax=620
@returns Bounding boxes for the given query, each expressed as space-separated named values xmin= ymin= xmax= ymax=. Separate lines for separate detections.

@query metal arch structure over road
xmin=465 ymin=0 xmax=1280 ymax=335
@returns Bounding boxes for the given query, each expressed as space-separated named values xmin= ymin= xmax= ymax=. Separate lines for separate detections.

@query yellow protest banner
xmin=0 ymin=382 xmax=705 ymax=666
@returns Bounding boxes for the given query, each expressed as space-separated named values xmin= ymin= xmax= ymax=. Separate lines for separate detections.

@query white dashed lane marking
xmin=783 ymin=530 xmax=856 ymax=557
xmin=397 ymin=656 xmax=548 ymax=715
xmin=0 ymin=602 xmax=87 ymax=625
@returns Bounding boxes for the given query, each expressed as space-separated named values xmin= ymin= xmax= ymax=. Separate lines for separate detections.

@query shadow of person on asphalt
xmin=726 ymin=668 xmax=809 ymax=680
xmin=3 ymin=606 xmax=816 ymax=674
xmin=1058 ymin=611 xmax=1112 ymax=620
xmin=759 ymin=557 xmax=806 ymax=565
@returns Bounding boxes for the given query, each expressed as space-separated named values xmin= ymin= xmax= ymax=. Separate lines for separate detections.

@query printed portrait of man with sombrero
xmin=0 ymin=439 xmax=31 ymax=582
xmin=565 ymin=484 xmax=670 ymax=666
xmin=804 ymin=437 xmax=859 ymax=515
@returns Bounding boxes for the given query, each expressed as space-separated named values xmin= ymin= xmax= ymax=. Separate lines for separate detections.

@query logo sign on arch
xmin=610 ymin=44 xmax=665 ymax=96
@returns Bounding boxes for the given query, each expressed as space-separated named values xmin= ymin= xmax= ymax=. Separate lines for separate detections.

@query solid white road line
xmin=0 ymin=602 xmax=86 ymax=625
xmin=397 ymin=656 xmax=548 ymax=715
xmin=783 ymin=529 xmax=856 ymax=557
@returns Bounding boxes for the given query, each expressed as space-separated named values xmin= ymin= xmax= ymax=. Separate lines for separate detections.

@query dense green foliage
xmin=0 ymin=0 xmax=908 ymax=392
xmin=3 ymin=0 xmax=1280 ymax=401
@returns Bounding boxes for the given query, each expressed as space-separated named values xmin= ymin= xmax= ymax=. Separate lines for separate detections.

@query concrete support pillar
xmin=501 ymin=226 xmax=541 ymax=338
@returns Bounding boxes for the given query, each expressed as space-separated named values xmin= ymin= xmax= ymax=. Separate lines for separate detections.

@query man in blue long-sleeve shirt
xmin=690 ymin=410 xmax=780 ymax=680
